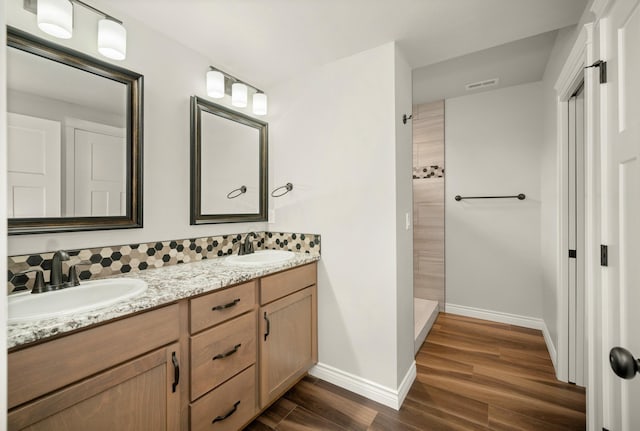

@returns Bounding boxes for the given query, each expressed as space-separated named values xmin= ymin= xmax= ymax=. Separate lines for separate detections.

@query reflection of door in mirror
xmin=7 ymin=43 xmax=127 ymax=219
xmin=7 ymin=112 xmax=61 ymax=218
xmin=64 ymin=120 xmax=126 ymax=217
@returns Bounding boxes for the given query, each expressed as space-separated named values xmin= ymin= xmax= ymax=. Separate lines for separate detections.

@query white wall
xmin=445 ymin=82 xmax=544 ymax=319
xmin=269 ymin=42 xmax=413 ymax=394
xmin=1 ymin=1 xmax=9 ymax=427
xmin=6 ymin=0 xmax=268 ymax=256
xmin=539 ymin=26 xmax=582 ymax=357
xmin=8 ymin=90 xmax=125 ymax=129
xmin=394 ymin=48 xmax=415 ymax=385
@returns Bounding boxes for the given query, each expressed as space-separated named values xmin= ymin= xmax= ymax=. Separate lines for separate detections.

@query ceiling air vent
xmin=465 ymin=78 xmax=499 ymax=91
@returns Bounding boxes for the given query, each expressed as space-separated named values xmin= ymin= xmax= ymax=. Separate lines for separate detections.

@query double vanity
xmin=6 ymin=11 xmax=313 ymax=431
xmin=7 ymin=251 xmax=319 ymax=431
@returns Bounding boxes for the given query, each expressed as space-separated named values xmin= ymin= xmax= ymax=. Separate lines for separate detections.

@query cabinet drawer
xmin=8 ymin=304 xmax=180 ymax=409
xmin=190 ymin=364 xmax=257 ymax=431
xmin=190 ymin=281 xmax=256 ymax=333
xmin=190 ymin=311 xmax=257 ymax=401
xmin=260 ymin=262 xmax=317 ymax=305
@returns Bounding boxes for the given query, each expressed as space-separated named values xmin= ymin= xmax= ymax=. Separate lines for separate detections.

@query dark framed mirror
xmin=190 ymin=96 xmax=268 ymax=224
xmin=7 ymin=27 xmax=143 ymax=235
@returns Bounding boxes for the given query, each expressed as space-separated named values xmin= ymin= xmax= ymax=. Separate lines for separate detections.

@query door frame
xmin=554 ymin=21 xmax=602 ymax=429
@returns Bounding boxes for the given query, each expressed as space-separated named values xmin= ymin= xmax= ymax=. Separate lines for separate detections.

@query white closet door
xmin=6 ymin=112 xmax=61 ymax=218
xmin=73 ymin=129 xmax=126 ymax=217
xmin=568 ymin=86 xmax=586 ymax=387
xmin=601 ymin=0 xmax=640 ymax=429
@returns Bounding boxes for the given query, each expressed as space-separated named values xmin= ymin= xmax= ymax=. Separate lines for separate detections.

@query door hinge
xmin=600 ymin=244 xmax=608 ymax=267
xmin=569 ymin=249 xmax=577 ymax=258
xmin=585 ymin=60 xmax=607 ymax=84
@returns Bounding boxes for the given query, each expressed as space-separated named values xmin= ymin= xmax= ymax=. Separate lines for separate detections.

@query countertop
xmin=8 ymin=252 xmax=320 ymax=350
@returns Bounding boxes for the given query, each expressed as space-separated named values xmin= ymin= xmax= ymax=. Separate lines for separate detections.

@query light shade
xmin=207 ymin=71 xmax=225 ymax=98
xmin=37 ymin=0 xmax=73 ymax=39
xmin=252 ymin=93 xmax=268 ymax=116
xmin=231 ymin=83 xmax=248 ymax=107
xmin=98 ymin=19 xmax=127 ymax=60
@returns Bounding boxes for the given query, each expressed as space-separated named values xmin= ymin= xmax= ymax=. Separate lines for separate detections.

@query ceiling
xmin=107 ymin=0 xmax=589 ymax=91
xmin=412 ymin=29 xmax=561 ymax=104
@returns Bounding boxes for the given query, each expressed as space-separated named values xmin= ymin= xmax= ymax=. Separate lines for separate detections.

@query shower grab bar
xmin=454 ymin=193 xmax=525 ymax=201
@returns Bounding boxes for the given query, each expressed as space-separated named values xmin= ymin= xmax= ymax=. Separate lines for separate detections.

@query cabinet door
xmin=8 ymin=343 xmax=181 ymax=431
xmin=260 ymin=286 xmax=317 ymax=408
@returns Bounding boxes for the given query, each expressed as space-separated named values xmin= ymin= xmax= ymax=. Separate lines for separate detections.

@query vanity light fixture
xmin=231 ymin=82 xmax=248 ymax=108
xmin=29 ymin=0 xmax=127 ymax=60
xmin=253 ymin=92 xmax=268 ymax=116
xmin=207 ymin=66 xmax=268 ymax=116
xmin=206 ymin=70 xmax=225 ymax=98
xmin=36 ymin=0 xmax=73 ymax=39
xmin=97 ymin=17 xmax=127 ymax=60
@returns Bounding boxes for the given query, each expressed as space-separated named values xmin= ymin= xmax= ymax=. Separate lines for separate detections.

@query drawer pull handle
xmin=171 ymin=352 xmax=179 ymax=393
xmin=211 ymin=298 xmax=240 ymax=311
xmin=213 ymin=343 xmax=241 ymax=360
xmin=264 ymin=312 xmax=270 ymax=341
xmin=212 ymin=400 xmax=240 ymax=424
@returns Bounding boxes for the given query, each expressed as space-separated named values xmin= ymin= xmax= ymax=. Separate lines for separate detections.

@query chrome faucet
xmin=239 ymin=233 xmax=257 ymax=255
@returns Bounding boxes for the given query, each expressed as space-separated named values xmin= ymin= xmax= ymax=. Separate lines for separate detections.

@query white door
xmin=6 ymin=112 xmax=61 ymax=218
xmin=73 ymin=129 xmax=126 ymax=217
xmin=601 ymin=0 xmax=640 ymax=429
xmin=568 ymin=85 xmax=586 ymax=386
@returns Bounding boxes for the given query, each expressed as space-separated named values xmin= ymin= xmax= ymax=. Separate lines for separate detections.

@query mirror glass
xmin=6 ymin=27 xmax=143 ymax=234
xmin=191 ymin=96 xmax=267 ymax=224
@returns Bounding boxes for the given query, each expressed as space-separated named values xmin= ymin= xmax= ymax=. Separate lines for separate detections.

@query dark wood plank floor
xmin=246 ymin=313 xmax=586 ymax=430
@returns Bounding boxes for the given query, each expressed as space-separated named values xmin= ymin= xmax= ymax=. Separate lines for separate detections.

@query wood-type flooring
xmin=246 ymin=313 xmax=586 ymax=430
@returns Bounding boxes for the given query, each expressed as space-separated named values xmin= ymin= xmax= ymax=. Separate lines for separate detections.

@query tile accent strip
xmin=413 ymin=165 xmax=444 ymax=179
xmin=7 ymin=231 xmax=321 ymax=294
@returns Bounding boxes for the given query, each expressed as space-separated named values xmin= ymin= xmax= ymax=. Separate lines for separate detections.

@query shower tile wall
xmin=413 ymin=100 xmax=445 ymax=310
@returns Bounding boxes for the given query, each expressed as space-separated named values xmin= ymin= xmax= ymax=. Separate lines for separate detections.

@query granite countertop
xmin=8 ymin=252 xmax=320 ymax=350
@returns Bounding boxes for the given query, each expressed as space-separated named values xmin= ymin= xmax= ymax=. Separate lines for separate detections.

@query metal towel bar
xmin=454 ymin=194 xmax=525 ymax=201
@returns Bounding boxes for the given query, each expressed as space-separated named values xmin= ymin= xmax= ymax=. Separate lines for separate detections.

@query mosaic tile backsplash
xmin=413 ymin=165 xmax=445 ymax=179
xmin=7 ymin=231 xmax=321 ymax=293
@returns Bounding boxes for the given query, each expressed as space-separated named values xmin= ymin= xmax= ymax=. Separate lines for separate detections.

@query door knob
xmin=609 ymin=347 xmax=640 ymax=379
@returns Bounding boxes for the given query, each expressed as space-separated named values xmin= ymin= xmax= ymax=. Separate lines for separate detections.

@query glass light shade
xmin=252 ymin=93 xmax=268 ymax=116
xmin=37 ymin=0 xmax=73 ymax=39
xmin=231 ymin=83 xmax=248 ymax=107
xmin=206 ymin=71 xmax=225 ymax=98
xmin=98 ymin=19 xmax=127 ymax=60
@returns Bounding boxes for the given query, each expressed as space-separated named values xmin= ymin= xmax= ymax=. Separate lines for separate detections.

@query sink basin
xmin=225 ymin=250 xmax=295 ymax=266
xmin=8 ymin=278 xmax=148 ymax=323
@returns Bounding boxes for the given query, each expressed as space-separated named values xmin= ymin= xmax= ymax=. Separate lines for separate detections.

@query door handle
xmin=609 ymin=347 xmax=640 ymax=379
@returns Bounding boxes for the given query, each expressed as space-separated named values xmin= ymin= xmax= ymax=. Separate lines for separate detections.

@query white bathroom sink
xmin=8 ymin=278 xmax=148 ymax=323
xmin=225 ymin=250 xmax=295 ymax=266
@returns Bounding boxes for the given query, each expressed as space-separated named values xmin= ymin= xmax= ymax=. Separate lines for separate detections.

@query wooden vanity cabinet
xmin=7 ymin=261 xmax=319 ymax=431
xmin=259 ymin=263 xmax=318 ymax=408
xmin=188 ymin=280 xmax=258 ymax=430
xmin=7 ymin=305 xmax=181 ymax=431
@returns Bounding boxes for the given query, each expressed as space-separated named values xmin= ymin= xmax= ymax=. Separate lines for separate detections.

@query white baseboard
xmin=541 ymin=321 xmax=557 ymax=371
xmin=309 ymin=361 xmax=416 ymax=410
xmin=445 ymin=303 xmax=558 ymax=373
